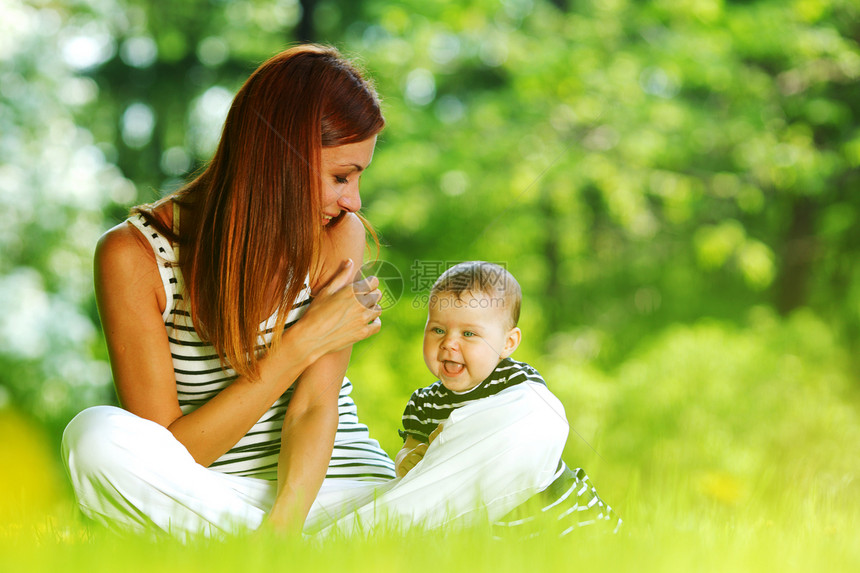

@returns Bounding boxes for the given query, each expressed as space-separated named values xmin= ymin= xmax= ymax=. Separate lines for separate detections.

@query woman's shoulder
xmin=94 ymin=217 xmax=166 ymax=310
xmin=323 ymin=212 xmax=366 ymax=254
xmin=96 ymin=204 xmax=174 ymax=267
xmin=96 ymin=219 xmax=150 ymax=265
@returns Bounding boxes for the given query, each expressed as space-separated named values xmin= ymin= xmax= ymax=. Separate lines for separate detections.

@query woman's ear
xmin=500 ymin=327 xmax=522 ymax=359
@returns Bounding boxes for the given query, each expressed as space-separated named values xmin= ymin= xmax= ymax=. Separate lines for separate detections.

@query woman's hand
xmin=352 ymin=272 xmax=384 ymax=311
xmin=293 ymin=258 xmax=382 ymax=362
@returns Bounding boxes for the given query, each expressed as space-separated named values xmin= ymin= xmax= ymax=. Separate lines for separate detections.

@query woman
xmin=63 ymin=45 xmax=396 ymax=536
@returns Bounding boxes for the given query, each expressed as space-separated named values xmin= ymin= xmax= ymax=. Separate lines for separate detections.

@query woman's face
xmin=319 ymin=136 xmax=377 ymax=226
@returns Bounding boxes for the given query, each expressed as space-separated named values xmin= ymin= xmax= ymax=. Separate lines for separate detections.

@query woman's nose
xmin=337 ymin=181 xmax=361 ymax=213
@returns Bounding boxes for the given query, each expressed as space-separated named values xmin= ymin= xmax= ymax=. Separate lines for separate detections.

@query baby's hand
xmin=396 ymin=442 xmax=428 ymax=477
xmin=395 ymin=425 xmax=444 ymax=478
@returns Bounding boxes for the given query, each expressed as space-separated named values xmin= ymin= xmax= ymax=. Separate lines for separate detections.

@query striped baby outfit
xmin=400 ymin=357 xmax=621 ymax=536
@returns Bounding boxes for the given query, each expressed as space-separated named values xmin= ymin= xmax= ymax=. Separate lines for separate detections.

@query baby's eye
xmin=463 ymin=331 xmax=476 ymax=337
xmin=335 ymin=176 xmax=349 ymax=184
xmin=432 ymin=327 xmax=445 ymax=335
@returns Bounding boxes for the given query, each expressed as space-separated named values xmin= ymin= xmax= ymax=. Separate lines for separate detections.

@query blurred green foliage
xmin=1 ymin=1 xmax=859 ymax=540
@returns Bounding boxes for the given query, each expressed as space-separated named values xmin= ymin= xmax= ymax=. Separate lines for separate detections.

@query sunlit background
xmin=1 ymin=0 xmax=858 ymax=568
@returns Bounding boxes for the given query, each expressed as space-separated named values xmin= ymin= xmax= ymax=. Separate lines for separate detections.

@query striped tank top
xmin=128 ymin=208 xmax=396 ymax=482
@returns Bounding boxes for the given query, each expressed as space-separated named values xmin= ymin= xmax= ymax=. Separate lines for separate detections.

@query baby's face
xmin=423 ymin=290 xmax=520 ymax=393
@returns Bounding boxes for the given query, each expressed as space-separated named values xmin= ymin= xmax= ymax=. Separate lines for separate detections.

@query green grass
xmin=2 ymin=308 xmax=858 ymax=571
xmin=1 ymin=480 xmax=857 ymax=573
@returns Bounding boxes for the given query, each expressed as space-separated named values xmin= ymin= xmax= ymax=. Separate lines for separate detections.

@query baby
xmin=396 ymin=261 xmax=620 ymax=536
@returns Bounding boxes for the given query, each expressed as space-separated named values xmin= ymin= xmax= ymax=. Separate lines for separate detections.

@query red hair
xmin=134 ymin=44 xmax=384 ymax=378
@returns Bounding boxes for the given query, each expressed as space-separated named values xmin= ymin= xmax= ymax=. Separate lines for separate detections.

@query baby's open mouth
xmin=442 ymin=360 xmax=464 ymax=376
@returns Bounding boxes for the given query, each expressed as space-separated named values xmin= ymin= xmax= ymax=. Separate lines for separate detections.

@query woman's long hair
xmin=133 ymin=44 xmax=384 ymax=379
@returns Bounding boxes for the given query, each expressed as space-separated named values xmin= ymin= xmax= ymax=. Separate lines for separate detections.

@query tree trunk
xmin=296 ymin=0 xmax=318 ymax=43
xmin=540 ymin=191 xmax=562 ymax=333
xmin=775 ymin=196 xmax=817 ymax=314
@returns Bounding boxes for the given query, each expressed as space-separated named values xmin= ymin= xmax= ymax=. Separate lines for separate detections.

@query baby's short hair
xmin=430 ymin=261 xmax=521 ymax=330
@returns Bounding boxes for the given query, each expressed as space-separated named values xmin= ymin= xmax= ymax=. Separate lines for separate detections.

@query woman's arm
xmin=267 ymin=348 xmax=346 ymax=531
xmin=95 ymin=217 xmax=380 ymax=468
xmin=268 ymin=213 xmax=378 ymax=532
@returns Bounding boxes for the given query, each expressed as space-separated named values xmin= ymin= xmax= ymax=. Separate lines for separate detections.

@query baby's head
xmin=423 ymin=262 xmax=522 ymax=393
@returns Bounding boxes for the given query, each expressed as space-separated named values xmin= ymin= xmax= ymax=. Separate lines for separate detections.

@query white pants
xmin=62 ymin=383 xmax=568 ymax=537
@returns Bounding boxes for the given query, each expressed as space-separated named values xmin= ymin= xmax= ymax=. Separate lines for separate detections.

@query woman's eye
xmin=335 ymin=176 xmax=349 ymax=184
